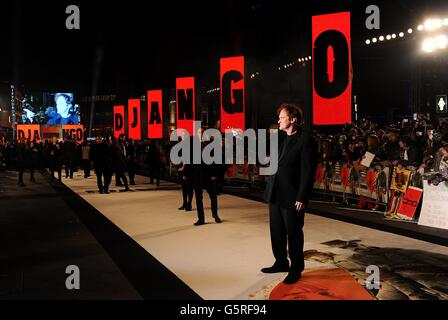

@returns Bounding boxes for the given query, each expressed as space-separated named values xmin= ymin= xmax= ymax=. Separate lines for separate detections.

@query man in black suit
xmin=184 ymin=128 xmax=222 ymax=226
xmin=262 ymin=103 xmax=317 ymax=284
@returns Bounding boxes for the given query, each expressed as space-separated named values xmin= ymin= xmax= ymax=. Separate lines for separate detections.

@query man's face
xmin=56 ymin=96 xmax=69 ymax=115
xmin=278 ymin=109 xmax=294 ymax=131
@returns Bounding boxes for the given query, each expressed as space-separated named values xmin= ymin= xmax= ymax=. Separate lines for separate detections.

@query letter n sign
xmin=220 ymin=56 xmax=245 ymax=132
xmin=176 ymin=77 xmax=195 ymax=136
xmin=312 ymin=12 xmax=352 ymax=125
xmin=147 ymin=90 xmax=163 ymax=139
xmin=114 ymin=105 xmax=125 ymax=138
xmin=128 ymin=99 xmax=141 ymax=140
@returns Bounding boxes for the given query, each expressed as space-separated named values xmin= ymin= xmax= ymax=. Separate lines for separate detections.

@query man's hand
xmin=295 ymin=201 xmax=305 ymax=211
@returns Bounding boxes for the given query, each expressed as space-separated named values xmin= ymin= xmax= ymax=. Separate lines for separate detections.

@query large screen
xmin=21 ymin=92 xmax=80 ymax=125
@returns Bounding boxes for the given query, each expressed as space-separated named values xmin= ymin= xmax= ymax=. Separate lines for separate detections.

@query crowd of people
xmin=311 ymin=116 xmax=448 ymax=184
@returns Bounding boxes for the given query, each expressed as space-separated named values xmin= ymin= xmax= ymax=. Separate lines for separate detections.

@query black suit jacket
xmin=264 ymin=129 xmax=317 ymax=210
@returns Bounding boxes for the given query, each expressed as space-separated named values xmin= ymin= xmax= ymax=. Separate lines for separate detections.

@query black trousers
xmin=180 ymin=178 xmax=193 ymax=208
xmin=194 ymin=182 xmax=218 ymax=222
xmin=268 ymin=203 xmax=305 ymax=272
xmin=82 ymin=159 xmax=90 ymax=178
xmin=128 ymin=160 xmax=136 ymax=184
xmin=96 ymin=167 xmax=111 ymax=191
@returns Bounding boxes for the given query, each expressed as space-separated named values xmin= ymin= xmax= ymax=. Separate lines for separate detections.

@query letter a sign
xmin=147 ymin=90 xmax=163 ymax=138
xmin=312 ymin=12 xmax=352 ymax=125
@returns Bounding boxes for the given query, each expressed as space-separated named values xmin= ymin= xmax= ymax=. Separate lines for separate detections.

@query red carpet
xmin=269 ymin=268 xmax=374 ymax=300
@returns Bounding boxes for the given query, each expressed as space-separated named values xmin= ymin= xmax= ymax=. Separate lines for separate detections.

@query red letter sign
xmin=114 ymin=105 xmax=125 ymax=139
xmin=17 ymin=124 xmax=41 ymax=141
xmin=220 ymin=56 xmax=245 ymax=132
xmin=176 ymin=77 xmax=195 ymax=136
xmin=147 ymin=90 xmax=163 ymax=139
xmin=312 ymin=12 xmax=352 ymax=125
xmin=128 ymin=99 xmax=141 ymax=140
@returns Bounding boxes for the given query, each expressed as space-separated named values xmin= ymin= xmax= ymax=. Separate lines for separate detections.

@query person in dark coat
xmin=15 ymin=138 xmax=28 ymax=186
xmin=148 ymin=140 xmax=161 ymax=186
xmin=110 ymin=137 xmax=129 ymax=191
xmin=262 ymin=103 xmax=317 ymax=284
xmin=90 ymin=136 xmax=112 ymax=193
xmin=62 ymin=136 xmax=77 ymax=179
xmin=178 ymin=162 xmax=193 ymax=211
xmin=126 ymin=139 xmax=137 ymax=185
xmin=184 ymin=128 xmax=222 ymax=226
xmin=49 ymin=141 xmax=63 ymax=181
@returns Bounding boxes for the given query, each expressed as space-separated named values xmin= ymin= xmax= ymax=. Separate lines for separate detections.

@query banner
xmin=62 ymin=125 xmax=84 ymax=142
xmin=147 ymin=90 xmax=163 ymax=139
xmin=128 ymin=99 xmax=141 ymax=140
xmin=396 ymin=186 xmax=423 ymax=220
xmin=312 ymin=12 xmax=352 ymax=125
xmin=114 ymin=105 xmax=125 ymax=138
xmin=220 ymin=56 xmax=245 ymax=132
xmin=418 ymin=181 xmax=448 ymax=229
xmin=176 ymin=77 xmax=195 ymax=136
xmin=391 ymin=167 xmax=411 ymax=193
xmin=16 ymin=124 xmax=41 ymax=141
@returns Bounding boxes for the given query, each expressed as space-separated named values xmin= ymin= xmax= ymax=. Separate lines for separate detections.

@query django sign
xmin=312 ymin=12 xmax=352 ymax=125
xmin=62 ymin=125 xmax=84 ymax=142
xmin=176 ymin=77 xmax=195 ymax=136
xmin=17 ymin=124 xmax=41 ymax=141
xmin=147 ymin=90 xmax=163 ymax=139
xmin=114 ymin=105 xmax=125 ymax=138
xmin=128 ymin=99 xmax=141 ymax=140
xmin=220 ymin=56 xmax=245 ymax=132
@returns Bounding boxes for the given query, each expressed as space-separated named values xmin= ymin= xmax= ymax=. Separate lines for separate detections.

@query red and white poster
xmin=114 ymin=105 xmax=125 ymax=138
xmin=397 ymin=186 xmax=423 ymax=220
xmin=128 ymin=99 xmax=141 ymax=140
xmin=220 ymin=56 xmax=245 ymax=132
xmin=312 ymin=12 xmax=352 ymax=125
xmin=176 ymin=77 xmax=195 ymax=136
xmin=147 ymin=90 xmax=163 ymax=139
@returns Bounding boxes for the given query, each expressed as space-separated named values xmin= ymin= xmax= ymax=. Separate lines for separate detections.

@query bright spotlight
xmin=425 ymin=19 xmax=442 ymax=31
xmin=365 ymin=39 xmax=371 ymax=44
xmin=443 ymin=18 xmax=448 ymax=26
xmin=392 ymin=33 xmax=397 ymax=38
xmin=379 ymin=35 xmax=384 ymax=41
xmin=422 ymin=37 xmax=436 ymax=52
xmin=408 ymin=28 xmax=413 ymax=34
xmin=437 ymin=35 xmax=447 ymax=48
xmin=399 ymin=32 xmax=404 ymax=37
xmin=308 ymin=56 xmax=311 ymax=59
xmin=386 ymin=35 xmax=391 ymax=40
xmin=372 ymin=37 xmax=377 ymax=43
xmin=417 ymin=25 xmax=424 ymax=31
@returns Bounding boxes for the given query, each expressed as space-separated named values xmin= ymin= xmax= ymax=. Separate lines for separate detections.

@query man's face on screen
xmin=56 ymin=96 xmax=70 ymax=118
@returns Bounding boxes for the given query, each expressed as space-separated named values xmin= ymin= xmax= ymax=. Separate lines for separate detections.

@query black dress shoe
xmin=214 ymin=216 xmax=222 ymax=223
xmin=261 ymin=264 xmax=290 ymax=273
xmin=104 ymin=189 xmax=110 ymax=194
xmin=194 ymin=220 xmax=205 ymax=226
xmin=185 ymin=206 xmax=192 ymax=211
xmin=178 ymin=206 xmax=186 ymax=210
xmin=283 ymin=271 xmax=301 ymax=284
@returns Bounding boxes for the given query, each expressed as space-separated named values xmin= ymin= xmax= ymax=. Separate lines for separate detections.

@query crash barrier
xmin=160 ymin=155 xmax=447 ymax=230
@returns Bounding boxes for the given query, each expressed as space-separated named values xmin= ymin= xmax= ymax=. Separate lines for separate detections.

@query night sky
xmin=1 ymin=0 xmax=448 ymax=120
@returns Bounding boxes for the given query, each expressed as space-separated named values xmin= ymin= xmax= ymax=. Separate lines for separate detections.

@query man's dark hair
xmin=277 ymin=103 xmax=303 ymax=125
